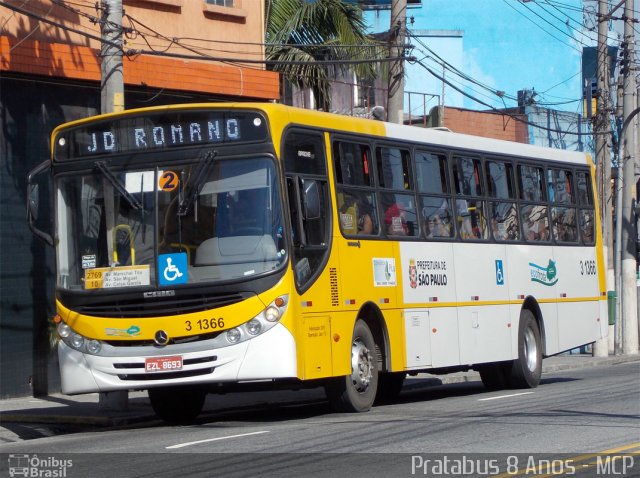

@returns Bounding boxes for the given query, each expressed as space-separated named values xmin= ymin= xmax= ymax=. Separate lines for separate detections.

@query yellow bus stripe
xmin=400 ymin=297 xmax=604 ymax=308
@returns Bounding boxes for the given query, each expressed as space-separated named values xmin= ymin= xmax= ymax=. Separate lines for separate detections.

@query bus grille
xmin=73 ymin=292 xmax=247 ymax=318
xmin=117 ymin=368 xmax=215 ymax=381
xmin=114 ymin=356 xmax=217 ymax=381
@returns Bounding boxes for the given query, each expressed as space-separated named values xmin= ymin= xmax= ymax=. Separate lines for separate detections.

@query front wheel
xmin=326 ymin=319 xmax=379 ymax=412
xmin=148 ymin=386 xmax=206 ymax=424
xmin=375 ymin=372 xmax=406 ymax=404
xmin=508 ymin=309 xmax=542 ymax=388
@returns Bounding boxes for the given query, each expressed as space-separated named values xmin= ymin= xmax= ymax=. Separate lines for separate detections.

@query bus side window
xmin=519 ymin=165 xmax=545 ymax=202
xmin=576 ymin=171 xmax=595 ymax=245
xmin=334 ymin=142 xmax=372 ymax=187
xmin=576 ymin=171 xmax=593 ymax=206
xmin=284 ymin=130 xmax=330 ymax=290
xmin=579 ymin=209 xmax=595 ymax=244
xmin=521 ymin=204 xmax=550 ymax=242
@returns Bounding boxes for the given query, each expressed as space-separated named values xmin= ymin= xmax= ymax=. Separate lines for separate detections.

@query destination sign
xmin=54 ymin=109 xmax=268 ymax=161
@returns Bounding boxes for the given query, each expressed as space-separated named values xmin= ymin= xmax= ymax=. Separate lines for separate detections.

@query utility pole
xmin=594 ymin=0 xmax=612 ymax=357
xmin=619 ymin=0 xmax=638 ymax=355
xmin=101 ymin=0 xmax=124 ymax=114
xmin=99 ymin=0 xmax=127 ymax=410
xmin=387 ymin=0 xmax=407 ymax=124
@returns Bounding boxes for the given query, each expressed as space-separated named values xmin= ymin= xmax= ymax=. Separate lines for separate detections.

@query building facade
xmin=0 ymin=0 xmax=279 ymax=397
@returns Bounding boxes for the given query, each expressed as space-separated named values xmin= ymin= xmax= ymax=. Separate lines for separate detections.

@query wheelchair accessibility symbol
xmin=159 ymin=253 xmax=188 ymax=286
xmin=495 ymin=259 xmax=505 ymax=286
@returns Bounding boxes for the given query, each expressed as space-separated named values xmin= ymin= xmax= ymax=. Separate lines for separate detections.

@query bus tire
xmin=479 ymin=363 xmax=510 ymax=391
xmin=508 ymin=309 xmax=542 ymax=389
xmin=325 ymin=319 xmax=378 ymax=412
xmin=148 ymin=386 xmax=206 ymax=424
xmin=375 ymin=372 xmax=406 ymax=404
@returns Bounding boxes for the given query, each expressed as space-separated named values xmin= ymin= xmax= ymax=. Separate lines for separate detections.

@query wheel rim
xmin=523 ymin=326 xmax=538 ymax=372
xmin=350 ymin=338 xmax=373 ymax=392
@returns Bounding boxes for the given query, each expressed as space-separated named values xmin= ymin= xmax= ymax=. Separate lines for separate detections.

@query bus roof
xmin=51 ymin=102 xmax=591 ymax=167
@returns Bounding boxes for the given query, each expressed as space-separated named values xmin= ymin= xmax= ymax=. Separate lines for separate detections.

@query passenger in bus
xmin=490 ymin=206 xmax=519 ymax=241
xmin=425 ymin=213 xmax=451 ymax=238
xmin=456 ymin=199 xmax=473 ymax=238
xmin=357 ymin=206 xmax=374 ymax=234
xmin=384 ymin=203 xmax=408 ymax=236
xmin=338 ymin=194 xmax=375 ymax=235
xmin=457 ymin=199 xmax=486 ymax=239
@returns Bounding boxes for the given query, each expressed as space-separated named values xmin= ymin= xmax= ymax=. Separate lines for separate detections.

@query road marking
xmin=489 ymin=441 xmax=640 ymax=478
xmin=166 ymin=430 xmax=270 ymax=449
xmin=478 ymin=391 xmax=534 ymax=401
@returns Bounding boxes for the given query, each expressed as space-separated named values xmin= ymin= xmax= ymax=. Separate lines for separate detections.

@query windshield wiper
xmin=95 ymin=161 xmax=142 ymax=211
xmin=178 ymin=150 xmax=216 ymax=216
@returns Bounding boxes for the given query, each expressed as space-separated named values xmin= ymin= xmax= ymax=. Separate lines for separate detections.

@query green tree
xmin=266 ymin=0 xmax=385 ymax=112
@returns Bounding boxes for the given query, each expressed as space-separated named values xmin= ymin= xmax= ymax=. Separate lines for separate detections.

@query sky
xmin=363 ymin=0 xmax=594 ymax=114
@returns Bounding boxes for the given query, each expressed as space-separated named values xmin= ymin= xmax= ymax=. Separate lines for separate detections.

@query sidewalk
xmin=1 ymin=353 xmax=638 ymax=440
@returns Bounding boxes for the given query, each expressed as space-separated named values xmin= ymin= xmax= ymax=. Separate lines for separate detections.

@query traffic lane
xmin=1 ymin=361 xmax=636 ymax=456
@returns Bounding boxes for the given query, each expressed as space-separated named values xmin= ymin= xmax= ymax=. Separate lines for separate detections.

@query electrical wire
xmin=502 ymin=0 xmax=584 ymax=53
xmin=0 ymin=0 xmax=620 ymax=139
xmin=408 ymin=29 xmax=585 ymax=110
xmin=416 ymin=59 xmax=604 ymax=137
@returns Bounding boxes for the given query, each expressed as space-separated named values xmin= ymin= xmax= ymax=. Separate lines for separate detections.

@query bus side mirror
xmin=302 ymin=179 xmax=321 ymax=220
xmin=28 ymin=183 xmax=39 ymax=221
xmin=27 ymin=160 xmax=54 ymax=247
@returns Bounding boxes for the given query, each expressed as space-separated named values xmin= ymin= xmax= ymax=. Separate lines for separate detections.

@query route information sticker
xmin=84 ymin=265 xmax=150 ymax=289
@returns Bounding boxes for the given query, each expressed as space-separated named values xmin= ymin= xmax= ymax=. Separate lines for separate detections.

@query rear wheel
xmin=508 ymin=309 xmax=542 ymax=388
xmin=148 ymin=386 xmax=206 ymax=424
xmin=326 ymin=320 xmax=379 ymax=412
xmin=479 ymin=362 xmax=510 ymax=391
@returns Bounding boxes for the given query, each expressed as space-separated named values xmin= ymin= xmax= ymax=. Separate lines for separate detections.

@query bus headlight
xmin=56 ymin=320 xmax=104 ymax=355
xmin=221 ymin=295 xmax=288 ymax=347
xmin=70 ymin=333 xmax=85 ymax=349
xmin=86 ymin=340 xmax=102 ymax=354
xmin=264 ymin=306 xmax=280 ymax=323
xmin=246 ymin=319 xmax=262 ymax=336
xmin=226 ymin=328 xmax=241 ymax=344
xmin=57 ymin=323 xmax=71 ymax=338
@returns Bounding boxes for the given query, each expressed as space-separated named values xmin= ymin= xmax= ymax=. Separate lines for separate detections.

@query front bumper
xmin=58 ymin=323 xmax=297 ymax=394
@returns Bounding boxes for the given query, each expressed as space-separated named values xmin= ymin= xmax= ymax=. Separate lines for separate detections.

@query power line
xmin=0 ymin=0 xmax=607 ymax=138
xmin=416 ymin=59 xmax=601 ymax=137
xmin=0 ymin=0 xmax=117 ymax=47
xmin=502 ymin=0 xmax=584 ymax=53
xmin=408 ymin=30 xmax=585 ymax=110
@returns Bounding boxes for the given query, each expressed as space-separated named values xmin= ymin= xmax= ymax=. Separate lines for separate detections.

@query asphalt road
xmin=0 ymin=360 xmax=638 ymax=477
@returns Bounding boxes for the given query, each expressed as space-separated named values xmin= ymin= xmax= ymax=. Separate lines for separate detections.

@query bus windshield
xmin=56 ymin=155 xmax=286 ymax=291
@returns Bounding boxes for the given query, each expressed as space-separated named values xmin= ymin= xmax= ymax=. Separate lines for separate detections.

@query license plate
xmin=145 ymin=356 xmax=183 ymax=373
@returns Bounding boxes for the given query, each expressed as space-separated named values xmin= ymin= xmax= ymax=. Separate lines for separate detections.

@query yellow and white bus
xmin=27 ymin=103 xmax=607 ymax=422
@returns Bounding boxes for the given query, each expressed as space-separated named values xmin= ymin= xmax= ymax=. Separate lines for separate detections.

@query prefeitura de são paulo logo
xmin=409 ymin=259 xmax=418 ymax=289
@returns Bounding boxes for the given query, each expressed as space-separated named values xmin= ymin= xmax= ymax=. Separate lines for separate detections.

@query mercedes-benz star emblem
xmin=154 ymin=330 xmax=169 ymax=346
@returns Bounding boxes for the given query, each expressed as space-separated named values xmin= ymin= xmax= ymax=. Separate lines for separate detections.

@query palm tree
xmin=265 ymin=0 xmax=385 ymax=112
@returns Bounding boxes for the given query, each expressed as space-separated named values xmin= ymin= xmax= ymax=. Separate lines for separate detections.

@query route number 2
xmin=159 ymin=170 xmax=178 ymax=191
